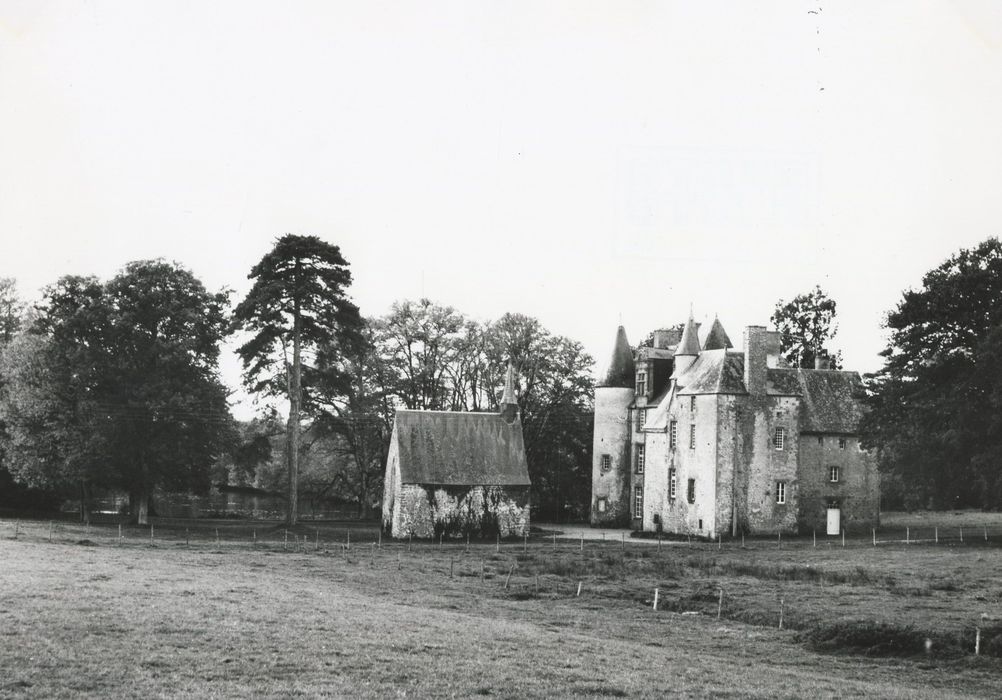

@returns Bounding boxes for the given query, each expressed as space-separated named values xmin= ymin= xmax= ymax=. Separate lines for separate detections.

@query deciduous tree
xmin=771 ymin=286 xmax=843 ymax=369
xmin=0 ymin=263 xmax=234 ymax=523
xmin=863 ymin=238 xmax=1002 ymax=509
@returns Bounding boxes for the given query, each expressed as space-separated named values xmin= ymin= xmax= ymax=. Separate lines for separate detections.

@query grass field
xmin=1 ymin=516 xmax=1001 ymax=698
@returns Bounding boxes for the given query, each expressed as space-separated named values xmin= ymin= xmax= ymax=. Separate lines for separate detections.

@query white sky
xmin=3 ymin=1 xmax=1002 ymax=418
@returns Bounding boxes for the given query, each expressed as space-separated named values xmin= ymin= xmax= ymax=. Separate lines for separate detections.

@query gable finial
xmin=500 ymin=364 xmax=518 ymax=423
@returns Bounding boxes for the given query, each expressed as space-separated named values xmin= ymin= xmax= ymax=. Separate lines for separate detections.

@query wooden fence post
xmin=717 ymin=588 xmax=723 ymax=620
xmin=653 ymin=587 xmax=659 ymax=610
xmin=150 ymin=525 xmax=154 ymax=545
xmin=576 ymin=581 xmax=582 ymax=597
xmin=778 ymin=597 xmax=784 ymax=630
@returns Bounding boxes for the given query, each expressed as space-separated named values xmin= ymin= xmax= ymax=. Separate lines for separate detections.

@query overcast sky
xmin=3 ymin=1 xmax=1002 ymax=417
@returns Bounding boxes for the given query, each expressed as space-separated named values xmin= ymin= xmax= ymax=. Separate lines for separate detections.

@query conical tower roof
xmin=598 ymin=325 xmax=635 ymax=388
xmin=702 ymin=316 xmax=733 ymax=351
xmin=501 ymin=364 xmax=517 ymax=406
xmin=675 ymin=315 xmax=701 ymax=356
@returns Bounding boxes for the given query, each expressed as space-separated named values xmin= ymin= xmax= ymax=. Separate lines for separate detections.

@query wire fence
xmin=3 ymin=517 xmax=1000 ymax=659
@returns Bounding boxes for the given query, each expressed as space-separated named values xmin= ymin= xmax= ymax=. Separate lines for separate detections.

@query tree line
xmin=0 ymin=235 xmax=594 ymax=524
xmin=3 ymin=234 xmax=1002 ymax=521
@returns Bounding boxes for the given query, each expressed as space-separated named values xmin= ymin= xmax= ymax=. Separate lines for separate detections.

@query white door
xmin=826 ymin=507 xmax=841 ymax=536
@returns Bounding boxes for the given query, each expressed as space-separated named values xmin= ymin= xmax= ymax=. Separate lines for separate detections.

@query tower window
xmin=669 ymin=468 xmax=677 ymax=500
xmin=635 ymin=444 xmax=645 ymax=474
xmin=635 ymin=408 xmax=646 ymax=432
xmin=687 ymin=478 xmax=696 ymax=504
xmin=817 ymin=435 xmax=823 ymax=446
xmin=690 ymin=395 xmax=696 ymax=411
xmin=839 ymin=437 xmax=847 ymax=450
xmin=689 ymin=424 xmax=696 ymax=450
xmin=773 ymin=427 xmax=786 ymax=451
xmin=634 ymin=485 xmax=644 ymax=517
xmin=829 ymin=466 xmax=840 ymax=483
xmin=669 ymin=420 xmax=678 ymax=449
xmin=776 ymin=481 xmax=786 ymax=504
xmin=597 ymin=497 xmax=607 ymax=513
xmin=600 ymin=454 xmax=611 ymax=472
xmin=636 ymin=372 xmax=647 ymax=396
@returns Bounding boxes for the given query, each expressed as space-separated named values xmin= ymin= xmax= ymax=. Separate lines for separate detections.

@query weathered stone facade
xmin=592 ymin=319 xmax=879 ymax=538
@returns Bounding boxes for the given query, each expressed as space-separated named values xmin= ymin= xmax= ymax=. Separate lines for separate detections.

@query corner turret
xmin=672 ymin=314 xmax=701 ymax=378
xmin=702 ymin=316 xmax=733 ymax=351
xmin=598 ymin=325 xmax=635 ymax=388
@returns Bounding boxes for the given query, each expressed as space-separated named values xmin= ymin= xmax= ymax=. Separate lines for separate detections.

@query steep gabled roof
xmin=676 ymin=316 xmax=701 ymax=356
xmin=796 ymin=370 xmax=867 ymax=434
xmin=702 ymin=317 xmax=733 ymax=350
xmin=394 ymin=409 xmax=531 ymax=486
xmin=765 ymin=368 xmax=866 ymax=433
xmin=598 ymin=325 xmax=636 ymax=388
xmin=676 ymin=350 xmax=747 ymax=395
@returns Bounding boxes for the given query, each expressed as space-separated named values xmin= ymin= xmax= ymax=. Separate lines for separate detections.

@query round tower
xmin=592 ymin=325 xmax=636 ymax=526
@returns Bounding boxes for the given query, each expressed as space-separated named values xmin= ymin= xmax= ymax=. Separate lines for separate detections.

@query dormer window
xmin=636 ymin=371 xmax=647 ymax=396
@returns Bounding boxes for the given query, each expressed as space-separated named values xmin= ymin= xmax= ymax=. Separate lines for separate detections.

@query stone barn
xmin=382 ymin=368 xmax=531 ymax=538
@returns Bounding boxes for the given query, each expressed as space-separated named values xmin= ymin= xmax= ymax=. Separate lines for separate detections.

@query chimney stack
xmin=743 ymin=327 xmax=782 ymax=394
xmin=814 ymin=353 xmax=831 ymax=370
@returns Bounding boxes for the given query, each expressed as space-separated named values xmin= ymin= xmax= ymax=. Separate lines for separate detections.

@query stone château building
xmin=382 ymin=367 xmax=531 ymax=539
xmin=591 ymin=317 xmax=879 ymax=538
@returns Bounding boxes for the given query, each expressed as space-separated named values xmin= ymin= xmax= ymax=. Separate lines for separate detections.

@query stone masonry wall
xmin=391 ymin=484 xmax=529 ymax=539
xmin=591 ymin=387 xmax=634 ymax=526
xmin=797 ymin=435 xmax=880 ymax=532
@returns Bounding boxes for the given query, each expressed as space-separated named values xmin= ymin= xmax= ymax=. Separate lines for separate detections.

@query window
xmin=669 ymin=420 xmax=678 ymax=449
xmin=689 ymin=424 xmax=696 ymax=450
xmin=687 ymin=478 xmax=696 ymax=504
xmin=817 ymin=436 xmax=823 ymax=446
xmin=600 ymin=454 xmax=611 ymax=472
xmin=829 ymin=466 xmax=840 ymax=483
xmin=597 ymin=497 xmax=607 ymax=513
xmin=635 ymin=408 xmax=646 ymax=432
xmin=669 ymin=468 xmax=677 ymax=500
xmin=636 ymin=372 xmax=647 ymax=396
xmin=690 ymin=395 xmax=696 ymax=411
xmin=839 ymin=437 xmax=847 ymax=450
xmin=635 ymin=444 xmax=645 ymax=474
xmin=634 ymin=485 xmax=643 ymax=517
xmin=776 ymin=481 xmax=786 ymax=504
xmin=773 ymin=427 xmax=786 ymax=451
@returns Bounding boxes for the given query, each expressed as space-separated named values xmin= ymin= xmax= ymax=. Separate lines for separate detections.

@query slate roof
xmin=393 ymin=409 xmax=531 ymax=486
xmin=702 ymin=317 xmax=733 ymax=350
xmin=598 ymin=326 xmax=636 ymax=388
xmin=676 ymin=316 xmax=701 ymax=356
xmin=676 ymin=350 xmax=747 ymax=395
xmin=636 ymin=346 xmax=675 ymax=361
xmin=795 ymin=370 xmax=866 ymax=434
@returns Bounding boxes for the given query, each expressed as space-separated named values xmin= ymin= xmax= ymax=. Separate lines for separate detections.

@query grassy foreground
xmin=1 ymin=518 xmax=1001 ymax=698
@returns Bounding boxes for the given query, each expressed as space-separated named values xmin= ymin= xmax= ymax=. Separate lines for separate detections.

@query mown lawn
xmin=1 ymin=518 xmax=1000 ymax=698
